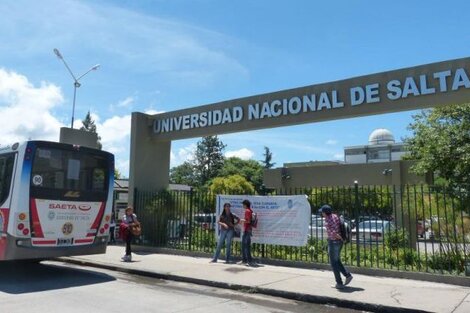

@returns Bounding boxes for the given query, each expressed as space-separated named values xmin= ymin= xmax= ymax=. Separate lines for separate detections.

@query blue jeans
xmin=328 ymin=240 xmax=350 ymax=285
xmin=213 ymin=228 xmax=234 ymax=262
xmin=241 ymin=231 xmax=252 ymax=263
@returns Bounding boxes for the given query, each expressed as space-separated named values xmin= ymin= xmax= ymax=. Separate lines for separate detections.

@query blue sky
xmin=1 ymin=0 xmax=469 ymax=177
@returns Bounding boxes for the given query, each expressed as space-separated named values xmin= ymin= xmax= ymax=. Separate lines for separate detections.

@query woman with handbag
xmin=120 ymin=206 xmax=140 ymax=262
xmin=210 ymin=203 xmax=240 ymax=264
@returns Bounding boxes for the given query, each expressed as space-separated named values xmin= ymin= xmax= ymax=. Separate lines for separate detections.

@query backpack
xmin=250 ymin=211 xmax=258 ymax=228
xmin=339 ymin=216 xmax=350 ymax=243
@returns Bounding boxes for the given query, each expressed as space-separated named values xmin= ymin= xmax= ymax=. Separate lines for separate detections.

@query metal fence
xmin=133 ymin=184 xmax=470 ymax=276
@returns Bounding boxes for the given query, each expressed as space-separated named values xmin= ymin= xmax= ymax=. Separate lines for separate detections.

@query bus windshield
xmin=31 ymin=146 xmax=109 ymax=200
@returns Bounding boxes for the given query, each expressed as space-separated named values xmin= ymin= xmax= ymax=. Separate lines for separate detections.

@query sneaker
xmin=344 ymin=275 xmax=353 ymax=286
xmin=121 ymin=255 xmax=127 ymax=261
xmin=333 ymin=283 xmax=345 ymax=289
xmin=237 ymin=261 xmax=247 ymax=265
xmin=209 ymin=259 xmax=217 ymax=263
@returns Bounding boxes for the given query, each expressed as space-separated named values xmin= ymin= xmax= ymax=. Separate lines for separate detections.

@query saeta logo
xmin=78 ymin=204 xmax=92 ymax=211
xmin=49 ymin=203 xmax=92 ymax=211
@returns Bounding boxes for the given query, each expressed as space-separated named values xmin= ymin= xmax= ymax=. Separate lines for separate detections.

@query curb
xmin=134 ymin=246 xmax=470 ymax=288
xmin=58 ymin=257 xmax=431 ymax=313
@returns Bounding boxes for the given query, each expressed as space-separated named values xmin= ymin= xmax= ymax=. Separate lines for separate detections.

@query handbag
xmin=130 ymin=222 xmax=142 ymax=236
xmin=233 ymin=224 xmax=241 ymax=238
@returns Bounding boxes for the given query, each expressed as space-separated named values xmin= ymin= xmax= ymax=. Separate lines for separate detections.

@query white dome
xmin=368 ymin=128 xmax=395 ymax=145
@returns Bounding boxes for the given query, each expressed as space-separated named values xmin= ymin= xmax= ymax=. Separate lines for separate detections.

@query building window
xmin=367 ymin=148 xmax=390 ymax=162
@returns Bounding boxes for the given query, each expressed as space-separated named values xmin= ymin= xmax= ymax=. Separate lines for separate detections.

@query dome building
xmin=344 ymin=128 xmax=407 ymax=164
xmin=368 ymin=128 xmax=395 ymax=145
xmin=263 ymin=128 xmax=427 ymax=189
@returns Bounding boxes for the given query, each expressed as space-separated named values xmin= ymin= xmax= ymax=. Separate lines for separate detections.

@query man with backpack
xmin=319 ymin=204 xmax=353 ymax=289
xmin=240 ymin=199 xmax=255 ymax=266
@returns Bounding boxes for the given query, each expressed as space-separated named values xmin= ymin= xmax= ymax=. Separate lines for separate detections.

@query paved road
xmin=0 ymin=261 xmax=363 ymax=313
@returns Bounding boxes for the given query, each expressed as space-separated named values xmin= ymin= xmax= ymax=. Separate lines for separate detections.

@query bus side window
xmin=0 ymin=154 xmax=15 ymax=206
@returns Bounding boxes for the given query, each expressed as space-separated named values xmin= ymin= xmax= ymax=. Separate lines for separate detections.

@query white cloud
xmin=144 ymin=109 xmax=165 ymax=115
xmin=109 ymin=96 xmax=135 ymax=112
xmin=0 ymin=68 xmax=133 ymax=173
xmin=117 ymin=96 xmax=134 ymax=108
xmin=0 ymin=0 xmax=249 ymax=86
xmin=94 ymin=107 xmax=165 ymax=176
xmin=333 ymin=153 xmax=344 ymax=160
xmin=0 ymin=68 xmax=64 ymax=143
xmin=115 ymin=158 xmax=130 ymax=179
xmin=91 ymin=112 xmax=131 ymax=177
xmin=98 ymin=114 xmax=131 ymax=153
xmin=170 ymin=144 xmax=196 ymax=167
xmin=326 ymin=139 xmax=338 ymax=145
xmin=225 ymin=148 xmax=254 ymax=160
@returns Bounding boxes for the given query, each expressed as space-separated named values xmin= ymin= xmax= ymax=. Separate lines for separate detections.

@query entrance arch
xmin=129 ymin=57 xmax=470 ymax=204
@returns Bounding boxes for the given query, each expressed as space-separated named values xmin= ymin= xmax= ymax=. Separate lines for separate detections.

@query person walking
xmin=120 ymin=206 xmax=139 ymax=262
xmin=108 ymin=212 xmax=116 ymax=244
xmin=319 ymin=204 xmax=353 ymax=289
xmin=210 ymin=203 xmax=240 ymax=263
xmin=240 ymin=199 xmax=254 ymax=266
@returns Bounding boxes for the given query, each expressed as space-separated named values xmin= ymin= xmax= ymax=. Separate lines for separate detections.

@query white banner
xmin=216 ymin=195 xmax=310 ymax=247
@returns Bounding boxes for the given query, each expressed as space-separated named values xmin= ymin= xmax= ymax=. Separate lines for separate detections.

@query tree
xmin=80 ymin=111 xmax=102 ymax=149
xmin=219 ymin=157 xmax=264 ymax=193
xmin=405 ymin=103 xmax=470 ymax=189
xmin=209 ymin=174 xmax=255 ymax=195
xmin=170 ymin=161 xmax=197 ymax=186
xmin=260 ymin=146 xmax=276 ymax=169
xmin=114 ymin=168 xmax=121 ymax=179
xmin=193 ymin=136 xmax=226 ymax=187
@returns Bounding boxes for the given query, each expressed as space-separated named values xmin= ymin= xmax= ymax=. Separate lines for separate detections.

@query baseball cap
xmin=318 ymin=204 xmax=332 ymax=214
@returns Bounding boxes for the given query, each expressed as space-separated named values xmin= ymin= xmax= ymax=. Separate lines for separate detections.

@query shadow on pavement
xmin=133 ymin=251 xmax=155 ymax=256
xmin=224 ymin=266 xmax=251 ymax=273
xmin=0 ymin=261 xmax=116 ymax=294
xmin=337 ymin=286 xmax=365 ymax=293
xmin=120 ymin=260 xmax=141 ymax=263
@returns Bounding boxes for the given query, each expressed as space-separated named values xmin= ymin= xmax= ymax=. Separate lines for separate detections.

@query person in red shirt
xmin=319 ymin=204 xmax=353 ymax=289
xmin=240 ymin=199 xmax=254 ymax=265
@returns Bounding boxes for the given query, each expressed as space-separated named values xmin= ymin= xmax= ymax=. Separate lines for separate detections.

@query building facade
xmin=263 ymin=129 xmax=430 ymax=189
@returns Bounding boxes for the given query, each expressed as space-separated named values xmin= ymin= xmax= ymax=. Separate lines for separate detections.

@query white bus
xmin=0 ymin=140 xmax=114 ymax=261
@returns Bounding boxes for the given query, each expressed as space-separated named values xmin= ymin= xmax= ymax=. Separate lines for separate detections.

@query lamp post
xmin=53 ymin=48 xmax=100 ymax=128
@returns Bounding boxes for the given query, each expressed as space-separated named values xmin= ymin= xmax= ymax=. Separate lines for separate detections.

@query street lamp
xmin=53 ymin=48 xmax=100 ymax=128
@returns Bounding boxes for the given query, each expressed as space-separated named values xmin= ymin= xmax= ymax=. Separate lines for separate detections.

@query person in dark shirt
xmin=210 ymin=203 xmax=240 ymax=263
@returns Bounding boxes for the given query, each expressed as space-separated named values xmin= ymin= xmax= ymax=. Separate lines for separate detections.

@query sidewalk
xmin=61 ymin=246 xmax=470 ymax=313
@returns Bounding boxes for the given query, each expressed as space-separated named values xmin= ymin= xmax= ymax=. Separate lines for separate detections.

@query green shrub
xmin=426 ymin=253 xmax=465 ymax=273
xmin=385 ymin=228 xmax=409 ymax=249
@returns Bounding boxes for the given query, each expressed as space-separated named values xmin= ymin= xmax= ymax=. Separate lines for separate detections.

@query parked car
xmin=416 ymin=220 xmax=424 ymax=238
xmin=309 ymin=216 xmax=351 ymax=240
xmin=309 ymin=217 xmax=328 ymax=239
xmin=351 ymin=220 xmax=395 ymax=243
xmin=417 ymin=219 xmax=431 ymax=238
xmin=194 ymin=213 xmax=217 ymax=230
